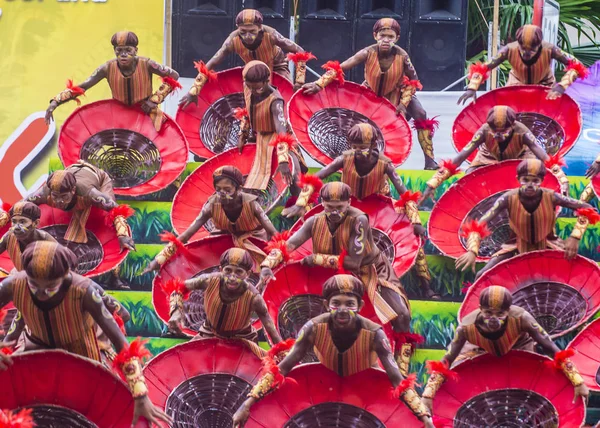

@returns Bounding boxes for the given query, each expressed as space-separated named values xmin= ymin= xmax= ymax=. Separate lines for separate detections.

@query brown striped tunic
xmin=506 ymin=42 xmax=555 ymax=86
xmin=210 ymin=193 xmax=262 ymax=235
xmin=312 ymin=313 xmax=380 ymax=377
xmin=459 ymin=306 xmax=531 ymax=360
xmin=12 ymin=271 xmax=102 ymax=361
xmin=364 ymin=46 xmax=406 ymax=106
xmin=231 ymin=26 xmax=290 ymax=81
xmin=341 ymin=151 xmax=390 ymax=200
xmin=507 ymin=188 xmax=557 ymax=253
xmin=106 ymin=57 xmax=153 ymax=105
xmin=202 ymin=276 xmax=256 ymax=337
xmin=4 ymin=231 xmax=55 ymax=272
xmin=470 ymin=123 xmax=534 ymax=168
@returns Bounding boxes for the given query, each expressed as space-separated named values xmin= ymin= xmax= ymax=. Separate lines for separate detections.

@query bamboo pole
xmin=490 ymin=0 xmax=500 ymax=89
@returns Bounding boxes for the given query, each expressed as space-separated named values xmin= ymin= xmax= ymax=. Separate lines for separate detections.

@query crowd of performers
xmin=1 ymin=10 xmax=600 ymax=428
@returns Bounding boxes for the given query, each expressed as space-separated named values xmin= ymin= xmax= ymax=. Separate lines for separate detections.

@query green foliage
xmin=128 ymin=205 xmax=173 ymax=244
xmin=556 ymin=219 xmax=600 ymax=260
xmin=411 ymin=314 xmax=457 ymax=349
xmin=119 ymin=244 xmax=160 ymax=290
xmin=110 ymin=291 xmax=165 ymax=337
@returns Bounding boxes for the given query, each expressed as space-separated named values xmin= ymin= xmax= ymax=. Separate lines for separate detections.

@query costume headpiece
xmin=242 ymin=60 xmax=271 ymax=82
xmin=9 ymin=202 xmax=41 ymax=221
xmin=517 ymin=158 xmax=546 ymax=178
xmin=219 ymin=248 xmax=254 ymax=271
xmin=213 ymin=165 xmax=244 ymax=188
xmin=373 ymin=18 xmax=401 ymax=36
xmin=320 ymin=182 xmax=351 ymax=202
xmin=47 ymin=170 xmax=77 ymax=193
xmin=111 ymin=31 xmax=139 ymax=48
xmin=348 ymin=123 xmax=376 ymax=146
xmin=322 ymin=274 xmax=365 ymax=302
xmin=236 ymin=9 xmax=264 ymax=26
xmin=22 ymin=241 xmax=77 ymax=281
xmin=486 ymin=105 xmax=516 ymax=130
xmin=516 ymin=25 xmax=543 ymax=50
xmin=479 ymin=285 xmax=512 ymax=311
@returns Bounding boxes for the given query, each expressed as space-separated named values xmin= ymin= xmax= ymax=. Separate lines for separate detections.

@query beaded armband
xmin=426 ymin=168 xmax=451 ymax=189
xmin=400 ymin=76 xmax=423 ymax=107
xmin=149 ymin=77 xmax=182 ymax=105
xmin=261 ymin=249 xmax=283 ymax=269
xmin=189 ymin=61 xmax=217 ymax=96
xmin=313 ymin=253 xmax=341 ymax=269
xmin=580 ymin=183 xmax=595 ymax=203
xmin=113 ymin=216 xmax=130 ymax=237
xmin=161 ymin=278 xmax=188 ymax=316
xmin=105 ymin=205 xmax=134 ymax=238
xmin=248 ymin=372 xmax=277 ymax=399
xmin=155 ymin=242 xmax=177 ymax=266
xmin=422 ymin=372 xmax=446 ymax=399
xmin=113 ymin=339 xmax=152 ymax=399
xmin=466 ymin=233 xmax=481 ymax=256
xmin=571 ymin=216 xmax=589 ymax=240
xmin=315 ymin=61 xmax=344 ymax=89
xmin=561 ymin=358 xmax=584 ymax=386
xmin=466 ymin=63 xmax=490 ymax=91
xmin=392 ymin=375 xmax=430 ymax=419
xmin=316 ymin=69 xmax=338 ymax=88
xmin=559 ymin=61 xmax=589 ymax=91
xmin=276 ymin=142 xmax=290 ymax=164
xmin=460 ymin=220 xmax=490 ymax=256
xmin=296 ymin=186 xmax=315 ymax=207
xmin=287 ymin=52 xmax=316 ymax=87
xmin=404 ymin=200 xmax=421 ymax=225
xmin=295 ymin=175 xmax=323 ymax=208
xmin=52 ymin=79 xmax=85 ymax=106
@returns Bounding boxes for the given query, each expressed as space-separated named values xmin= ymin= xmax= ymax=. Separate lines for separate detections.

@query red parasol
xmin=566 ymin=318 xmax=600 ymax=392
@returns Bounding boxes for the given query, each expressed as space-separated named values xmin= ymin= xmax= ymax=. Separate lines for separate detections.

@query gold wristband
xmin=561 ymin=359 xmax=584 ymax=386
xmin=169 ymin=292 xmax=184 ymax=316
xmin=400 ymin=87 xmax=416 ymax=107
xmin=426 ymin=168 xmax=451 ymax=189
xmin=155 ymin=242 xmax=177 ymax=266
xmin=580 ymin=183 xmax=595 ymax=203
xmin=296 ymin=185 xmax=315 ymax=207
xmin=550 ymin=165 xmax=569 ymax=188
xmin=295 ymin=61 xmax=307 ymax=86
xmin=149 ymin=80 xmax=175 ymax=104
xmin=188 ymin=74 xmax=208 ymax=96
xmin=313 ymin=253 xmax=340 ymax=269
xmin=559 ymin=70 xmax=578 ymax=91
xmin=53 ymin=89 xmax=78 ymax=104
xmin=0 ymin=211 xmax=8 ymax=228
xmin=123 ymin=358 xmax=149 ymax=398
xmin=261 ymin=249 xmax=283 ymax=269
xmin=276 ymin=142 xmax=290 ymax=164
xmin=113 ymin=215 xmax=130 ymax=237
xmin=466 ymin=232 xmax=481 ymax=256
xmin=248 ymin=372 xmax=277 ymax=399
xmin=422 ymin=372 xmax=446 ymax=399
xmin=315 ymin=69 xmax=337 ymax=89
xmin=570 ymin=216 xmax=589 ymax=240
xmin=399 ymin=387 xmax=431 ymax=419
xmin=467 ymin=73 xmax=483 ymax=91
xmin=404 ymin=200 xmax=422 ymax=225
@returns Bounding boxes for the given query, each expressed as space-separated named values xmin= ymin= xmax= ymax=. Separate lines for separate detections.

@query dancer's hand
xmin=276 ymin=162 xmax=293 ymax=185
xmin=421 ymin=397 xmax=433 ymax=414
xmin=281 ymin=204 xmax=307 ymax=219
xmin=132 ymin=396 xmax=172 ymax=427
xmin=118 ymin=236 xmax=136 ymax=253
xmin=585 ymin=160 xmax=600 ymax=179
xmin=0 ymin=344 xmax=15 ymax=371
xmin=564 ymin=237 xmax=579 ymax=260
xmin=419 ymin=186 xmax=435 ymax=206
xmin=413 ymin=224 xmax=426 ymax=237
xmin=302 ymin=82 xmax=322 ymax=95
xmin=455 ymin=252 xmax=477 ymax=272
xmin=574 ymin=383 xmax=589 ymax=404
xmin=141 ymin=260 xmax=160 ymax=275
xmin=396 ymin=103 xmax=407 ymax=117
xmin=547 ymin=85 xmax=564 ymax=100
xmin=167 ymin=310 xmax=186 ymax=336
xmin=260 ymin=267 xmax=275 ymax=284
xmin=45 ymin=101 xmax=58 ymax=125
xmin=423 ymin=416 xmax=435 ymax=428
xmin=238 ymin=133 xmax=248 ymax=154
xmin=457 ymin=89 xmax=477 ymax=105
xmin=141 ymin=99 xmax=158 ymax=115
xmin=178 ymin=93 xmax=198 ymax=110
xmin=232 ymin=403 xmax=251 ymax=428
xmin=300 ymin=255 xmax=315 ymax=267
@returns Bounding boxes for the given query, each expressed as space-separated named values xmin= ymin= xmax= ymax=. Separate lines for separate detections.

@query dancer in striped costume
xmin=459 ymin=24 xmax=588 ymax=104
xmin=164 ymin=248 xmax=281 ymax=357
xmin=302 ymin=18 xmax=439 ymax=169
xmin=421 ymin=286 xmax=589 ymax=414
xmin=45 ymin=31 xmax=180 ymax=131
xmin=455 ymin=159 xmax=595 ymax=279
xmin=232 ymin=275 xmax=434 ymax=427
xmin=0 ymin=241 xmax=170 ymax=427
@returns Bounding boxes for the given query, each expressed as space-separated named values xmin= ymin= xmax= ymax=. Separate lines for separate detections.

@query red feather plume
xmin=1 ymin=202 xmax=12 ymax=213
xmin=544 ymin=153 xmax=566 ymax=169
xmin=1 ymin=347 xmax=13 ymax=356
xmin=269 ymin=133 xmax=296 ymax=149
xmin=161 ymin=277 xmax=190 ymax=299
xmin=233 ymin=107 xmax=249 ymax=120
xmin=193 ymin=60 xmax=218 ymax=81
xmin=287 ymin=52 xmax=316 ymax=63
xmin=565 ymin=60 xmax=590 ymax=80
xmin=0 ymin=408 xmax=35 ymax=428
xmin=426 ymin=360 xmax=459 ymax=382
xmin=159 ymin=231 xmax=191 ymax=258
xmin=402 ymin=75 xmax=423 ymax=91
xmin=413 ymin=117 xmax=440 ymax=137
xmin=298 ymin=174 xmax=323 ymax=204
xmin=162 ymin=76 xmax=183 ymax=91
xmin=113 ymin=311 xmax=127 ymax=335
xmin=337 ymin=249 xmax=349 ymax=274
xmin=468 ymin=62 xmax=490 ymax=80
xmin=321 ymin=61 xmax=345 ymax=85
xmin=391 ymin=374 xmax=417 ymax=399
xmin=66 ymin=79 xmax=86 ymax=106
xmin=265 ymin=231 xmax=291 ymax=263
xmin=267 ymin=338 xmax=295 ymax=359
xmin=460 ymin=219 xmax=491 ymax=239
xmin=546 ymin=348 xmax=576 ymax=370
xmin=395 ymin=190 xmax=422 ymax=209
xmin=112 ymin=338 xmax=152 ymax=380
xmin=105 ymin=204 xmax=135 ymax=227
xmin=575 ymin=208 xmax=600 ymax=225
xmin=439 ymin=159 xmax=461 ymax=177
xmin=391 ymin=332 xmax=425 ymax=350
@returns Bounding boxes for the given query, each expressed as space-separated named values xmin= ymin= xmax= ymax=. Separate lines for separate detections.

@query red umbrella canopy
xmin=567 ymin=318 xmax=600 ymax=392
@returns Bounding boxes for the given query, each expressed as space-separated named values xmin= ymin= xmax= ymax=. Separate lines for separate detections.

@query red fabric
xmin=267 ymin=338 xmax=295 ymax=359
xmin=544 ymin=153 xmax=566 ymax=169
xmin=161 ymin=278 xmax=189 ymax=299
xmin=1 ymin=348 xmax=12 ymax=356
xmin=402 ymin=76 xmax=423 ymax=91
xmin=104 ymin=204 xmax=135 ymax=227
xmin=460 ymin=219 xmax=491 ymax=239
xmin=395 ymin=191 xmax=421 ymax=209
xmin=461 ymin=281 xmax=473 ymax=294
xmin=547 ymin=349 xmax=576 ymax=370
xmin=413 ymin=117 xmax=440 ymax=136
xmin=286 ymin=52 xmax=316 ymax=63
xmin=162 ymin=76 xmax=182 ymax=90
xmin=159 ymin=231 xmax=191 ymax=258
xmin=0 ymin=408 xmax=35 ymax=428
xmin=1 ymin=203 xmax=11 ymax=213
xmin=468 ymin=62 xmax=490 ymax=80
xmin=439 ymin=159 xmax=460 ymax=176
xmin=0 ymin=309 xmax=5 ymax=326
xmin=322 ymin=61 xmax=345 ymax=84
xmin=575 ymin=208 xmax=600 ymax=225
xmin=112 ymin=338 xmax=152 ymax=380
xmin=113 ymin=312 xmax=127 ymax=335
xmin=233 ymin=107 xmax=249 ymax=120
xmin=391 ymin=374 xmax=417 ymax=399
xmin=426 ymin=360 xmax=459 ymax=382
xmin=565 ymin=61 xmax=589 ymax=80
xmin=193 ymin=61 xmax=218 ymax=81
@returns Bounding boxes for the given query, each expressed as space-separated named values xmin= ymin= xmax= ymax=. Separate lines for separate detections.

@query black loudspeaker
xmin=239 ymin=0 xmax=290 ymax=37
xmin=298 ymin=0 xmax=357 ymax=82
xmin=173 ymin=0 xmax=236 ymax=78
xmin=352 ymin=0 xmax=411 ymax=84
xmin=409 ymin=0 xmax=468 ymax=90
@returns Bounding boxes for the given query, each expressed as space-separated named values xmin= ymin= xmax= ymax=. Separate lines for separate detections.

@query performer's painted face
xmin=214 ymin=178 xmax=238 ymax=202
xmin=220 ymin=264 xmax=249 ymax=291
xmin=50 ymin=189 xmax=76 ymax=210
xmin=27 ymin=277 xmax=63 ymax=301
xmin=350 ymin=142 xmax=374 ymax=160
xmin=238 ymin=24 xmax=261 ymax=45
xmin=245 ymin=80 xmax=270 ymax=96
xmin=489 ymin=126 xmax=513 ymax=142
xmin=10 ymin=215 xmax=38 ymax=239
xmin=518 ymin=175 xmax=542 ymax=197
xmin=518 ymin=43 xmax=540 ymax=61
xmin=480 ymin=306 xmax=509 ymax=332
xmin=328 ymin=294 xmax=361 ymax=328
xmin=323 ymin=200 xmax=350 ymax=224
xmin=374 ymin=29 xmax=399 ymax=52
xmin=114 ymin=46 xmax=137 ymax=67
